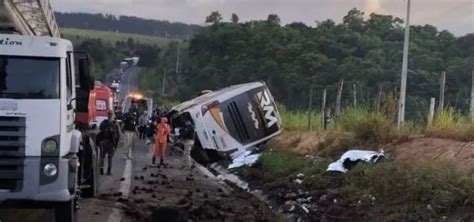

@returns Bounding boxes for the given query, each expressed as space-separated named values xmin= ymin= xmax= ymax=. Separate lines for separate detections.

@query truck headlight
xmin=44 ymin=163 xmax=58 ymax=177
xmin=43 ymin=139 xmax=58 ymax=153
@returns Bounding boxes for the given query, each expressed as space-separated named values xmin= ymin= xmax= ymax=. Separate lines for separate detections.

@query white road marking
xmin=107 ymin=149 xmax=133 ymax=222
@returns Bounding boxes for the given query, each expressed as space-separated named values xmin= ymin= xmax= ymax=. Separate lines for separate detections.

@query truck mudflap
xmin=0 ymin=155 xmax=78 ymax=202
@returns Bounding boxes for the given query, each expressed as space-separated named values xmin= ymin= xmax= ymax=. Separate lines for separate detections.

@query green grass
xmin=278 ymin=104 xmax=323 ymax=130
xmin=61 ymin=28 xmax=176 ymax=47
xmin=426 ymin=109 xmax=474 ymax=141
xmin=259 ymin=151 xmax=307 ymax=177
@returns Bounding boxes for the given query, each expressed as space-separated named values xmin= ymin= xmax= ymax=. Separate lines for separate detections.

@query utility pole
xmin=162 ymin=68 xmax=166 ymax=96
xmin=397 ymin=0 xmax=411 ymax=129
xmin=439 ymin=71 xmax=446 ymax=112
xmin=175 ymin=47 xmax=181 ymax=75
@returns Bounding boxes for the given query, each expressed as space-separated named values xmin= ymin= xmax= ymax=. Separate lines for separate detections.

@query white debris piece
xmin=327 ymin=149 xmax=385 ymax=173
xmin=294 ymin=179 xmax=303 ymax=184
xmin=297 ymin=173 xmax=304 ymax=178
xmin=228 ymin=150 xmax=261 ymax=169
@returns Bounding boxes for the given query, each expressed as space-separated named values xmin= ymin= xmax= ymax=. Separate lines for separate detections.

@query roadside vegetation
xmin=242 ymin=151 xmax=474 ymax=220
xmin=254 ymin=100 xmax=474 ymax=220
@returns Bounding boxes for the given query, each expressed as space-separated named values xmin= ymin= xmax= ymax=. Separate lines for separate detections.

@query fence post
xmin=321 ymin=88 xmax=327 ymax=130
xmin=438 ymin=71 xmax=446 ymax=113
xmin=307 ymin=86 xmax=313 ymax=131
xmin=335 ymin=79 xmax=344 ymax=118
xmin=376 ymin=85 xmax=383 ymax=113
xmin=428 ymin=97 xmax=436 ymax=126
xmin=471 ymin=70 xmax=474 ymax=121
xmin=353 ymin=83 xmax=357 ymax=107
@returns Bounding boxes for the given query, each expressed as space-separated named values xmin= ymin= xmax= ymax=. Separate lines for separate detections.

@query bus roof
xmin=171 ymin=81 xmax=266 ymax=113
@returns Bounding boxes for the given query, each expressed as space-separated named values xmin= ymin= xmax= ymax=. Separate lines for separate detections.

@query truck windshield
xmin=0 ymin=56 xmax=60 ymax=99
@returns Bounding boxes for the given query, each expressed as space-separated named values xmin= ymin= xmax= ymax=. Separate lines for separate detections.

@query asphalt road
xmin=105 ymin=67 xmax=141 ymax=102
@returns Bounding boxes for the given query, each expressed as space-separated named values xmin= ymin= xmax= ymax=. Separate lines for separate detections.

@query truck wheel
xmin=54 ymin=200 xmax=78 ymax=222
xmin=82 ymin=150 xmax=99 ymax=198
xmin=82 ymin=139 xmax=99 ymax=198
xmin=191 ymin=145 xmax=210 ymax=166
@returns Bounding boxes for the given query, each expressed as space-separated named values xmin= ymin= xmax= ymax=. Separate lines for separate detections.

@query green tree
xmin=206 ymin=11 xmax=223 ymax=24
xmin=231 ymin=13 xmax=239 ymax=23
xmin=267 ymin=14 xmax=281 ymax=25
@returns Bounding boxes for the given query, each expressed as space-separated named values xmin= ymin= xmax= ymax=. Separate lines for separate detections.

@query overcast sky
xmin=51 ymin=0 xmax=473 ymax=36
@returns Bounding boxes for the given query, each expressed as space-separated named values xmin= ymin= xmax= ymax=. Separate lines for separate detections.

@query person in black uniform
xmin=179 ymin=120 xmax=195 ymax=170
xmin=97 ymin=111 xmax=120 ymax=175
xmin=122 ymin=111 xmax=138 ymax=159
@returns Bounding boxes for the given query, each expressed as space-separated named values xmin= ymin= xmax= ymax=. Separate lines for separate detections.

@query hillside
xmin=55 ymin=12 xmax=203 ymax=40
xmin=61 ymin=28 xmax=176 ymax=47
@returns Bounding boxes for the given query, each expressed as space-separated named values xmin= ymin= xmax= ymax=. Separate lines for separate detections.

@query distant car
xmin=111 ymin=80 xmax=120 ymax=89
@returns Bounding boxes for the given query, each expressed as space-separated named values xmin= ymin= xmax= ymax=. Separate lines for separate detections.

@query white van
xmin=168 ymin=82 xmax=282 ymax=163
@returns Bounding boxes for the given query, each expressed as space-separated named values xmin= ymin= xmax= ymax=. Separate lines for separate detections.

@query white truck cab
xmin=0 ymin=34 xmax=96 ymax=222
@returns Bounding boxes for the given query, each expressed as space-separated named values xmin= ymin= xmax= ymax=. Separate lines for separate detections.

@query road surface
xmin=0 ymin=66 xmax=273 ymax=222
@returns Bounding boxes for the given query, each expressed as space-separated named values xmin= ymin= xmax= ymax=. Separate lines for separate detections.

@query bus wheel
xmin=54 ymin=199 xmax=78 ymax=222
xmin=191 ymin=145 xmax=210 ymax=166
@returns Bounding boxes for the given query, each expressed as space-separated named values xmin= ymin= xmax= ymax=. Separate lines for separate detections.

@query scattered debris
xmin=327 ymin=149 xmax=385 ymax=173
xmin=228 ymin=150 xmax=261 ymax=169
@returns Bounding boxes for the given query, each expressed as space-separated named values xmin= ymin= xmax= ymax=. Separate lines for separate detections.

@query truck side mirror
xmin=73 ymin=51 xmax=95 ymax=91
xmin=77 ymin=57 xmax=94 ymax=91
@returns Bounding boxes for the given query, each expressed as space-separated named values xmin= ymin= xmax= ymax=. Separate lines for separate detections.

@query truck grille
xmin=0 ymin=117 xmax=25 ymax=192
xmin=0 ymin=116 xmax=26 ymax=156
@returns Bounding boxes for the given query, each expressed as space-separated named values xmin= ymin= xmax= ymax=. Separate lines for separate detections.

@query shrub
xmin=426 ymin=109 xmax=474 ymax=141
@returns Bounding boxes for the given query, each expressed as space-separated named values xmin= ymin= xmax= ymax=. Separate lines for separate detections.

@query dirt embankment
xmin=384 ymin=138 xmax=474 ymax=173
xmin=269 ymin=130 xmax=474 ymax=172
xmin=267 ymin=130 xmax=354 ymax=158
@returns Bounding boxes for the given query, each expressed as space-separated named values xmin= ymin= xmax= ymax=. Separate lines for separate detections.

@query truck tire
xmin=54 ymin=200 xmax=78 ymax=222
xmin=82 ymin=137 xmax=99 ymax=198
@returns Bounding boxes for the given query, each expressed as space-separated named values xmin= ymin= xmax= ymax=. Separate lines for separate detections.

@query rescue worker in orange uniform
xmin=153 ymin=117 xmax=171 ymax=166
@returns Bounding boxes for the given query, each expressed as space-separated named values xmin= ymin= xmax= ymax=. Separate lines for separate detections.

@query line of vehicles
xmin=0 ymin=34 xmax=283 ymax=221
xmin=0 ymin=1 xmax=282 ymax=221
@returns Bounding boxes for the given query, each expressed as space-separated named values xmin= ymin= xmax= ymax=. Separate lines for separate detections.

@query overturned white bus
xmin=168 ymin=82 xmax=282 ymax=164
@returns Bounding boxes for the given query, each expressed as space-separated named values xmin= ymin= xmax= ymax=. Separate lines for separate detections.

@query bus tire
xmin=191 ymin=145 xmax=210 ymax=166
xmin=54 ymin=199 xmax=78 ymax=222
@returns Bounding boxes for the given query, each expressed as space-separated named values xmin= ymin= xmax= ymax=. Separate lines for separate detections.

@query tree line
xmin=55 ymin=12 xmax=203 ymax=40
xmin=146 ymin=9 xmax=472 ymax=121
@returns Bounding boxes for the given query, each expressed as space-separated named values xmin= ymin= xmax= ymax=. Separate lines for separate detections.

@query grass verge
xmin=241 ymin=150 xmax=474 ymax=220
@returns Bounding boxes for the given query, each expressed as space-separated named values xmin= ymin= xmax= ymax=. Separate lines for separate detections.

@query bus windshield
xmin=0 ymin=56 xmax=60 ymax=99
